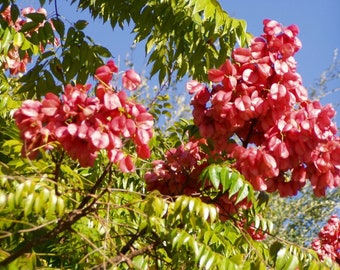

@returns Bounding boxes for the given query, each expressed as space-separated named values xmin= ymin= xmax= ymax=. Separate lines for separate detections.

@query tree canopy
xmin=71 ymin=0 xmax=251 ymax=83
xmin=0 ymin=0 xmax=339 ymax=269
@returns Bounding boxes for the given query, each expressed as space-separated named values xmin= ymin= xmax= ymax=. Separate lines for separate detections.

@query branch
xmin=112 ymin=243 xmax=156 ymax=265
xmin=51 ymin=150 xmax=65 ymax=196
xmin=120 ymin=227 xmax=147 ymax=254
xmin=242 ymin=118 xmax=258 ymax=148
xmin=0 ymin=162 xmax=112 ymax=266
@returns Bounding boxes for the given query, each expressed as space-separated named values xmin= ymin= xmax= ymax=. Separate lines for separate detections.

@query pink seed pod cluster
xmin=14 ymin=60 xmax=153 ymax=171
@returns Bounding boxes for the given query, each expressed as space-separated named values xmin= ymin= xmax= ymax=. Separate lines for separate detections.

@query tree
xmin=0 ymin=1 xmax=339 ymax=269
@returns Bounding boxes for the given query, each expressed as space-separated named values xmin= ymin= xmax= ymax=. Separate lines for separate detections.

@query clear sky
xmin=12 ymin=0 xmax=340 ymax=124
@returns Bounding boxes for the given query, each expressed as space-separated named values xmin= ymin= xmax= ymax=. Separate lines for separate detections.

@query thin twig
xmin=112 ymin=243 xmax=156 ymax=265
xmin=54 ymin=0 xmax=59 ymax=19
xmin=51 ymin=150 xmax=65 ymax=195
xmin=120 ymin=228 xmax=147 ymax=255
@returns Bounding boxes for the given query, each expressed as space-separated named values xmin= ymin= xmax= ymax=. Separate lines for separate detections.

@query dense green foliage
xmin=0 ymin=0 xmax=339 ymax=269
xmin=71 ymin=0 xmax=251 ymax=83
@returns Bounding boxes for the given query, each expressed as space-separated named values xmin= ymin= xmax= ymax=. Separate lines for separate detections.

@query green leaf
xmin=10 ymin=4 xmax=20 ymax=23
xmin=79 ymin=41 xmax=89 ymax=64
xmin=208 ymin=204 xmax=218 ymax=223
xmin=37 ymin=24 xmax=46 ymax=43
xmin=260 ymin=218 xmax=268 ymax=232
xmin=285 ymin=254 xmax=299 ymax=270
xmin=65 ymin=59 xmax=81 ymax=82
xmin=50 ymin=58 xmax=65 ymax=83
xmin=199 ymin=166 xmax=209 ymax=186
xmin=39 ymin=188 xmax=50 ymax=205
xmin=56 ymin=197 xmax=65 ymax=216
xmin=204 ymin=253 xmax=216 ymax=270
xmin=47 ymin=193 xmax=58 ymax=216
xmin=24 ymin=13 xmax=46 ymax=23
xmin=2 ymin=28 xmax=13 ymax=53
xmin=199 ymin=203 xmax=209 ymax=221
xmin=51 ymin=18 xmax=65 ymax=37
xmin=254 ymin=215 xmax=260 ymax=229
xmin=209 ymin=165 xmax=221 ymax=189
xmin=15 ymin=183 xmax=24 ymax=204
xmin=192 ymin=0 xmax=207 ymax=14
xmin=220 ymin=166 xmax=231 ymax=192
xmin=13 ymin=32 xmax=24 ymax=47
xmin=17 ymin=81 xmax=34 ymax=95
xmin=34 ymin=193 xmax=42 ymax=214
xmin=20 ymin=21 xmax=40 ymax=33
xmin=36 ymin=75 xmax=48 ymax=96
xmin=257 ymin=191 xmax=269 ymax=207
xmin=267 ymin=220 xmax=274 ymax=234
xmin=24 ymin=194 xmax=34 ymax=217
xmin=0 ymin=95 xmax=8 ymax=111
xmin=43 ymin=21 xmax=55 ymax=42
xmin=235 ymin=184 xmax=249 ymax=204
xmin=77 ymin=66 xmax=90 ymax=84
xmin=7 ymin=193 xmax=15 ymax=211
xmin=228 ymin=173 xmax=243 ymax=198
xmin=145 ymin=36 xmax=155 ymax=54
xmin=229 ymin=254 xmax=244 ymax=265
xmin=188 ymin=196 xmax=198 ymax=212
xmin=0 ymin=191 xmax=6 ymax=210
xmin=44 ymin=70 xmax=55 ymax=88
xmin=145 ymin=195 xmax=166 ymax=217
xmin=307 ymin=260 xmax=320 ymax=270
xmin=64 ymin=27 xmax=76 ymax=47
xmin=276 ymin=247 xmax=299 ymax=270
xmin=199 ymin=249 xmax=213 ymax=268
xmin=93 ymin=45 xmax=112 ymax=57
xmin=254 ymin=261 xmax=267 ymax=270
xmin=270 ymin=241 xmax=284 ymax=260
xmin=74 ymin=20 xmax=89 ymax=30
xmin=20 ymin=38 xmax=32 ymax=51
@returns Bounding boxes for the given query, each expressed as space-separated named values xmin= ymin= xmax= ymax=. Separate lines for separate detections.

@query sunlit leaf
xmin=229 ymin=174 xmax=244 ymax=198
xmin=276 ymin=247 xmax=289 ymax=269
xmin=220 ymin=166 xmax=232 ymax=192
xmin=209 ymin=165 xmax=221 ymax=189
xmin=235 ymin=183 xmax=249 ymax=204
xmin=13 ymin=32 xmax=24 ymax=47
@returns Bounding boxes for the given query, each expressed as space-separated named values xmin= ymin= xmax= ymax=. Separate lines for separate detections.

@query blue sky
xmin=15 ymin=0 xmax=340 ymax=124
